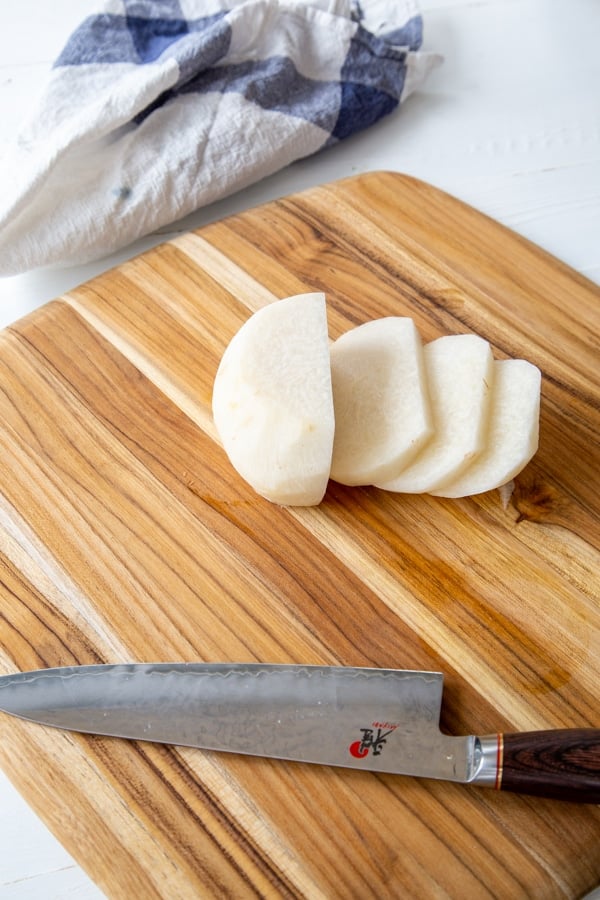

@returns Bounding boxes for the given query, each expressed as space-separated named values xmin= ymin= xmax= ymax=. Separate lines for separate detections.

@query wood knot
xmin=512 ymin=466 xmax=599 ymax=547
xmin=512 ymin=470 xmax=572 ymax=528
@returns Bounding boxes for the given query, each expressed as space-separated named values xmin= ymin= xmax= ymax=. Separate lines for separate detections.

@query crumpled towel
xmin=0 ymin=0 xmax=440 ymax=275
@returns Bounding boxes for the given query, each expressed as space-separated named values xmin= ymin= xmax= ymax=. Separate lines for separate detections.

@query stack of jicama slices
xmin=212 ymin=293 xmax=541 ymax=506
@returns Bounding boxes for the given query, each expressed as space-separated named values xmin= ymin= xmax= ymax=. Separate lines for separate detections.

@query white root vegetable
xmin=430 ymin=358 xmax=541 ymax=498
xmin=212 ymin=295 xmax=541 ymax=507
xmin=211 ymin=293 xmax=334 ymax=506
xmin=329 ymin=317 xmax=433 ymax=485
xmin=376 ymin=334 xmax=494 ymax=493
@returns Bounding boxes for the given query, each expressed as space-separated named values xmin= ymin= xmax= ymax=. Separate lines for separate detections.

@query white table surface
xmin=0 ymin=1 xmax=599 ymax=897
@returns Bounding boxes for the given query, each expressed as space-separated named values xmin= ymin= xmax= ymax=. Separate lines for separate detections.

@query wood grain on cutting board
xmin=0 ymin=173 xmax=598 ymax=899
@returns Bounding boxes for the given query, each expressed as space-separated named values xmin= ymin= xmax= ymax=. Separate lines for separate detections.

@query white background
xmin=0 ymin=0 xmax=599 ymax=896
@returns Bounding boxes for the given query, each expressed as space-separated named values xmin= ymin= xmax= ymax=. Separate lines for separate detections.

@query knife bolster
xmin=470 ymin=734 xmax=502 ymax=788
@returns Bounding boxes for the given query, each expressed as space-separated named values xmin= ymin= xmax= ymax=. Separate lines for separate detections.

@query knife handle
xmin=477 ymin=729 xmax=600 ymax=803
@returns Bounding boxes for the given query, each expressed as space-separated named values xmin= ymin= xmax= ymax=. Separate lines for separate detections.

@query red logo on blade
xmin=349 ymin=725 xmax=398 ymax=759
xmin=349 ymin=740 xmax=369 ymax=759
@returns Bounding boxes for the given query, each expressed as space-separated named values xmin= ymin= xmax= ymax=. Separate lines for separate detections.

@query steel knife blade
xmin=0 ymin=663 xmax=598 ymax=802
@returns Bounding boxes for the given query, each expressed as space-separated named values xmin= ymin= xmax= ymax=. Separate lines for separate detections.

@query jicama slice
xmin=431 ymin=358 xmax=541 ymax=498
xmin=329 ymin=317 xmax=432 ymax=485
xmin=212 ymin=292 xmax=334 ymax=506
xmin=376 ymin=334 xmax=494 ymax=493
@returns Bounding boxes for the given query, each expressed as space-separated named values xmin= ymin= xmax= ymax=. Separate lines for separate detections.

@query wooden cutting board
xmin=0 ymin=172 xmax=598 ymax=899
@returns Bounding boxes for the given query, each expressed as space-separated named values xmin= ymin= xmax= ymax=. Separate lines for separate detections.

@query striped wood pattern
xmin=0 ymin=173 xmax=598 ymax=898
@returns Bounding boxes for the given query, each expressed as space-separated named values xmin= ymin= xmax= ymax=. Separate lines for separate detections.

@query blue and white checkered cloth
xmin=0 ymin=0 xmax=440 ymax=275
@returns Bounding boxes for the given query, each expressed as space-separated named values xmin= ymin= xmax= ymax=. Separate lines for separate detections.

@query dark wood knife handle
xmin=499 ymin=729 xmax=600 ymax=803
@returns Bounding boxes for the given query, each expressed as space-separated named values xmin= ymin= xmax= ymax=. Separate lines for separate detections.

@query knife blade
xmin=0 ymin=663 xmax=598 ymax=802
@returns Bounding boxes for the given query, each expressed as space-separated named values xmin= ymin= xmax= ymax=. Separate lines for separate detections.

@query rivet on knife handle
xmin=473 ymin=730 xmax=600 ymax=802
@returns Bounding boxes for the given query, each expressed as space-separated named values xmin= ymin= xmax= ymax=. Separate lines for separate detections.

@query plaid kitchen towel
xmin=0 ymin=0 xmax=440 ymax=275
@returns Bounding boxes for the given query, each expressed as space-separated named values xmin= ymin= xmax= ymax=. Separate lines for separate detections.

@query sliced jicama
xmin=212 ymin=292 xmax=334 ymax=506
xmin=430 ymin=358 xmax=541 ymax=498
xmin=376 ymin=334 xmax=494 ymax=493
xmin=329 ymin=317 xmax=433 ymax=485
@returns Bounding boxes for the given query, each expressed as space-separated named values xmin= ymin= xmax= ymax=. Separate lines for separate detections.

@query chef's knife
xmin=0 ymin=663 xmax=598 ymax=802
